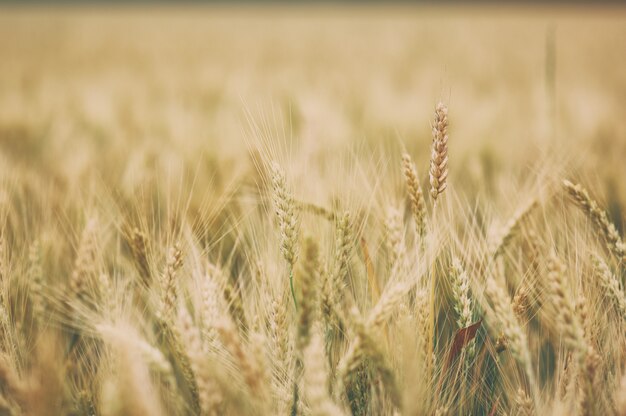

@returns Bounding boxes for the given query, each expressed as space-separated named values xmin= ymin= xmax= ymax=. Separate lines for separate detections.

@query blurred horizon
xmin=1 ymin=0 xmax=625 ymax=6
xmin=2 ymin=2 xmax=625 ymax=20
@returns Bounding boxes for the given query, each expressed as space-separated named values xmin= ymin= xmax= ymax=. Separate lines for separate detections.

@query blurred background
xmin=0 ymin=2 xmax=625 ymax=229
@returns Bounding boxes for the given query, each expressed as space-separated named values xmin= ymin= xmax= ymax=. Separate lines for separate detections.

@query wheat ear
xmin=339 ymin=307 xmax=401 ymax=410
xmin=485 ymin=275 xmax=538 ymax=407
xmin=177 ymin=306 xmax=215 ymax=414
xmin=159 ymin=244 xmax=183 ymax=323
xmin=402 ymin=153 xmax=427 ymax=240
xmin=429 ymin=102 xmax=449 ymax=204
xmin=270 ymin=161 xmax=300 ymax=310
xmin=545 ymin=252 xmax=587 ymax=355
xmin=303 ymin=330 xmax=345 ymax=416
xmin=296 ymin=236 xmax=320 ymax=352
xmin=490 ymin=200 xmax=539 ymax=257
xmin=450 ymin=257 xmax=473 ymax=330
xmin=330 ymin=211 xmax=352 ymax=305
xmin=592 ymin=254 xmax=626 ymax=319
xmin=563 ymin=180 xmax=626 ymax=266
xmin=128 ymin=227 xmax=151 ymax=286
xmin=215 ymin=316 xmax=266 ymax=400
xmin=268 ymin=294 xmax=292 ymax=412
xmin=366 ymin=281 xmax=411 ymax=330
xmin=28 ymin=240 xmax=45 ymax=322
xmin=199 ymin=272 xmax=222 ymax=347
xmin=385 ymin=206 xmax=405 ymax=268
xmin=514 ymin=388 xmax=534 ymax=416
xmin=70 ymin=218 xmax=98 ymax=301
xmin=574 ymin=296 xmax=601 ymax=416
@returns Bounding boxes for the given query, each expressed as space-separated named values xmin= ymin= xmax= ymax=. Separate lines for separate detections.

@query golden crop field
xmin=0 ymin=5 xmax=625 ymax=415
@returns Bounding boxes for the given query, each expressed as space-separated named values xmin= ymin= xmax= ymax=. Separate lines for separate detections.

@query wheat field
xmin=0 ymin=4 xmax=625 ymax=416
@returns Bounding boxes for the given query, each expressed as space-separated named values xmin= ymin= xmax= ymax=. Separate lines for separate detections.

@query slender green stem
xmin=428 ymin=202 xmax=437 ymax=386
xmin=290 ymin=267 xmax=298 ymax=311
